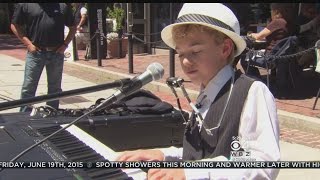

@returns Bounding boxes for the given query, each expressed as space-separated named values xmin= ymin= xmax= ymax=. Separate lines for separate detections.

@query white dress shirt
xmin=160 ymin=65 xmax=280 ymax=180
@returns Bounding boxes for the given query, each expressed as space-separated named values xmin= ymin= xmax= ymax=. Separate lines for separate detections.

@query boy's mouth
xmin=187 ymin=70 xmax=197 ymax=74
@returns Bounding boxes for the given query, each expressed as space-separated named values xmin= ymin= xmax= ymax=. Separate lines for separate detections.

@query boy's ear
xmin=221 ymin=38 xmax=233 ymax=58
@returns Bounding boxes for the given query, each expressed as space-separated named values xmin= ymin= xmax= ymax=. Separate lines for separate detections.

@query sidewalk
xmin=0 ymin=54 xmax=117 ymax=114
xmin=0 ymin=50 xmax=320 ymax=180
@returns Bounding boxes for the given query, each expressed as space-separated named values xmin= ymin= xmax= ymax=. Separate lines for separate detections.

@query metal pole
xmin=118 ymin=29 xmax=123 ymax=58
xmin=144 ymin=3 xmax=151 ymax=54
xmin=128 ymin=34 xmax=133 ymax=73
xmin=169 ymin=3 xmax=175 ymax=77
xmin=96 ymin=30 xmax=102 ymax=66
xmin=313 ymin=88 xmax=320 ymax=110
xmin=73 ymin=37 xmax=78 ymax=60
xmin=127 ymin=3 xmax=133 ymax=73
xmin=0 ymin=79 xmax=131 ymax=111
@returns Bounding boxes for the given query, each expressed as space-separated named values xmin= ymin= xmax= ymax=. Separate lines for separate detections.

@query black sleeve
xmin=63 ymin=3 xmax=75 ymax=27
xmin=11 ymin=3 xmax=25 ymax=25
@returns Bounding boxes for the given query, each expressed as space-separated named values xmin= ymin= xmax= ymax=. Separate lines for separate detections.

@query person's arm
xmin=77 ymin=14 xmax=87 ymax=30
xmin=55 ymin=25 xmax=76 ymax=54
xmin=10 ymin=3 xmax=38 ymax=53
xmin=77 ymin=7 xmax=88 ymax=31
xmin=181 ymin=81 xmax=280 ymax=179
xmin=10 ymin=23 xmax=38 ymax=53
xmin=300 ymin=15 xmax=320 ymax=33
xmin=64 ymin=26 xmax=77 ymax=45
xmin=250 ymin=28 xmax=271 ymax=41
xmin=56 ymin=4 xmax=77 ymax=54
xmin=250 ymin=19 xmax=286 ymax=41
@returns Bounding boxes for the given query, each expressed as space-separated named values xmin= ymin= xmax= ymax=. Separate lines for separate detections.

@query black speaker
xmin=76 ymin=110 xmax=188 ymax=151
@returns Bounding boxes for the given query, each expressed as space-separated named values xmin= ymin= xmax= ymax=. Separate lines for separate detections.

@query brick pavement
xmin=75 ymin=53 xmax=320 ymax=118
xmin=1 ymin=34 xmax=320 ymax=149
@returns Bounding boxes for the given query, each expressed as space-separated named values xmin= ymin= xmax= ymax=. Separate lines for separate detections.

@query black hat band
xmin=175 ymin=14 xmax=235 ymax=33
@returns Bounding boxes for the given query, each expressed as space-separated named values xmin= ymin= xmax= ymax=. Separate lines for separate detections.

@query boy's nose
xmin=182 ymin=56 xmax=196 ymax=66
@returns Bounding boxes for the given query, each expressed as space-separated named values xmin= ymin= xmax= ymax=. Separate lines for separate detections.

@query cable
xmin=6 ymin=108 xmax=96 ymax=163
xmin=167 ymin=85 xmax=188 ymax=123
xmin=0 ymin=99 xmax=110 ymax=173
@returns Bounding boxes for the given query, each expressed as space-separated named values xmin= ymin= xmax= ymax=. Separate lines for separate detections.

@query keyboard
xmin=0 ymin=111 xmax=187 ymax=179
xmin=61 ymin=124 xmax=147 ymax=179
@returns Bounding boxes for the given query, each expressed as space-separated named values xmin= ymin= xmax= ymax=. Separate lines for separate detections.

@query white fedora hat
xmin=161 ymin=3 xmax=246 ymax=57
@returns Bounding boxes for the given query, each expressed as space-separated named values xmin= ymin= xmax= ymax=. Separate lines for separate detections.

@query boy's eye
xmin=178 ymin=54 xmax=184 ymax=58
xmin=192 ymin=51 xmax=201 ymax=54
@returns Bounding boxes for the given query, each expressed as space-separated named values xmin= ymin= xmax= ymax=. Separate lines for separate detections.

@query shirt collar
xmin=199 ymin=65 xmax=234 ymax=103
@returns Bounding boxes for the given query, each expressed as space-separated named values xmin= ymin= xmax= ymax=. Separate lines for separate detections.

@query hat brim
xmin=161 ymin=22 xmax=247 ymax=57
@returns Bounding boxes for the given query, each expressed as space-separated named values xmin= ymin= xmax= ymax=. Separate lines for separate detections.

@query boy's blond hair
xmin=172 ymin=24 xmax=236 ymax=64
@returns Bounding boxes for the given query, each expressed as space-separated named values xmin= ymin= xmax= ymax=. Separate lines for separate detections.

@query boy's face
xmin=175 ymin=30 xmax=232 ymax=87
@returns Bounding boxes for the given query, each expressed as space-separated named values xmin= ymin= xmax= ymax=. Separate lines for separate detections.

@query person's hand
xmin=56 ymin=44 xmax=68 ymax=55
xmin=116 ymin=149 xmax=164 ymax=162
xmin=27 ymin=43 xmax=39 ymax=53
xmin=77 ymin=25 xmax=83 ymax=32
xmin=148 ymin=168 xmax=186 ymax=180
xmin=247 ymin=33 xmax=255 ymax=40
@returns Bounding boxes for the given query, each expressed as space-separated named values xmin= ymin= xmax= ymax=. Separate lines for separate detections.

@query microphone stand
xmin=2 ymin=63 xmax=166 ymax=166
xmin=4 ymin=78 xmax=138 ymax=165
xmin=0 ymin=78 xmax=131 ymax=111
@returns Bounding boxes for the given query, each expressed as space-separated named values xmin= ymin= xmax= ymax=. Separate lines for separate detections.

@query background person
xmin=116 ymin=3 xmax=280 ymax=180
xmin=72 ymin=3 xmax=90 ymax=60
xmin=296 ymin=3 xmax=320 ymax=69
xmin=11 ymin=3 xmax=76 ymax=112
xmin=241 ymin=3 xmax=297 ymax=97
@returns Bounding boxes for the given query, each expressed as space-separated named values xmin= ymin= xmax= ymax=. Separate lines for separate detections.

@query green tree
xmin=107 ymin=6 xmax=125 ymax=31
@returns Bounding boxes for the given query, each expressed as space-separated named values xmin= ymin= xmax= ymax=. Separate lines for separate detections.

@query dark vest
xmin=183 ymin=71 xmax=255 ymax=160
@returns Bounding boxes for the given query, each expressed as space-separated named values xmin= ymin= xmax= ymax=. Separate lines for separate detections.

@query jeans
xmin=20 ymin=51 xmax=64 ymax=112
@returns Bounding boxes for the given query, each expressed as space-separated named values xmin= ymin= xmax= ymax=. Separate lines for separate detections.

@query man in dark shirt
xmin=11 ymin=3 xmax=76 ymax=112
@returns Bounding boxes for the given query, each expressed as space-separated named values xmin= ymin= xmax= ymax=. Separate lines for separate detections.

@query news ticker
xmin=1 ymin=161 xmax=320 ymax=169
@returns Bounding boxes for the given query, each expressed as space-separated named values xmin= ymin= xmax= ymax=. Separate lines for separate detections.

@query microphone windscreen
xmin=147 ymin=62 xmax=164 ymax=81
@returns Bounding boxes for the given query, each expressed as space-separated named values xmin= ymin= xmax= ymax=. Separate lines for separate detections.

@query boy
xmin=117 ymin=3 xmax=280 ymax=180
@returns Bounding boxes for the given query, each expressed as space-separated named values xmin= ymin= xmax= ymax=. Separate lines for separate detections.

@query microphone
xmin=94 ymin=62 xmax=164 ymax=111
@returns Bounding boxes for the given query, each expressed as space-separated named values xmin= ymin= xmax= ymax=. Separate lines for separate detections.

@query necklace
xmin=194 ymin=70 xmax=235 ymax=135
